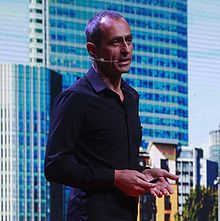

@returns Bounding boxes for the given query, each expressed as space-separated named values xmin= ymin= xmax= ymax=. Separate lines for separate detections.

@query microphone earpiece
xmin=89 ymin=56 xmax=118 ymax=63
xmin=99 ymin=58 xmax=105 ymax=62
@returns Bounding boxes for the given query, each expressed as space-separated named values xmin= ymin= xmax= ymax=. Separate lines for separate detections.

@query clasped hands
xmin=114 ymin=168 xmax=179 ymax=197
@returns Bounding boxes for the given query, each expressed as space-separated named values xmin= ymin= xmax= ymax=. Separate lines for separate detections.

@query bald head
xmin=85 ymin=11 xmax=127 ymax=47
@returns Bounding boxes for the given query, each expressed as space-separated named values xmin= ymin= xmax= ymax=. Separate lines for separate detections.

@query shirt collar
xmin=86 ymin=66 xmax=137 ymax=99
xmin=86 ymin=66 xmax=108 ymax=93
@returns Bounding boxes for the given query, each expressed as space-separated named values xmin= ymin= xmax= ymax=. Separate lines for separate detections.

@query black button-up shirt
xmin=45 ymin=67 xmax=144 ymax=221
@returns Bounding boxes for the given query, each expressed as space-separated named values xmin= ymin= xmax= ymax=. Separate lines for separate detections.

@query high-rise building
xmin=29 ymin=0 xmax=47 ymax=66
xmin=200 ymin=158 xmax=218 ymax=187
xmin=0 ymin=1 xmax=29 ymax=64
xmin=29 ymin=0 xmax=188 ymax=148
xmin=209 ymin=128 xmax=220 ymax=176
xmin=177 ymin=146 xmax=201 ymax=215
xmin=0 ymin=64 xmax=61 ymax=221
xmin=177 ymin=146 xmax=218 ymax=215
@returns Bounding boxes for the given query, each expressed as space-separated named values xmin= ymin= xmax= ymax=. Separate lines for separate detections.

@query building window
xmin=35 ymin=28 xmax=42 ymax=33
xmin=37 ymin=48 xmax=43 ymax=53
xmin=165 ymin=214 xmax=170 ymax=221
xmin=36 ymin=19 xmax=43 ymax=24
xmin=30 ymin=19 xmax=42 ymax=24
xmin=36 ymin=58 xmax=43 ymax=63
xmin=37 ymin=39 xmax=43 ymax=43
xmin=165 ymin=196 xmax=171 ymax=210
xmin=36 ymin=9 xmax=42 ymax=14
xmin=161 ymin=159 xmax=169 ymax=171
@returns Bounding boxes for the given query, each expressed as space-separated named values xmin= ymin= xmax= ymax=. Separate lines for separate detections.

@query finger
xmin=156 ymin=190 xmax=163 ymax=198
xmin=136 ymin=178 xmax=156 ymax=190
xmin=152 ymin=187 xmax=163 ymax=198
xmin=153 ymin=178 xmax=170 ymax=196
xmin=165 ymin=184 xmax=174 ymax=194
xmin=160 ymin=188 xmax=169 ymax=195
xmin=163 ymin=170 xmax=179 ymax=181
xmin=158 ymin=177 xmax=167 ymax=183
xmin=136 ymin=173 xmax=156 ymax=189
xmin=150 ymin=189 xmax=157 ymax=197
xmin=158 ymin=177 xmax=174 ymax=195
xmin=159 ymin=178 xmax=174 ymax=194
xmin=158 ymin=177 xmax=170 ymax=187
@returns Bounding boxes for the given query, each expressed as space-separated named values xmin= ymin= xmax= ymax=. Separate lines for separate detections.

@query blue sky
xmin=188 ymin=0 xmax=220 ymax=153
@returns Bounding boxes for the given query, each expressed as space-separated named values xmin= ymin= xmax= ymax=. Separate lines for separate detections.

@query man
xmin=44 ymin=11 xmax=178 ymax=221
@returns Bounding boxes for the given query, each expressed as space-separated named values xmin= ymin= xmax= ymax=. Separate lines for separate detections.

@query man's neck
xmin=101 ymin=75 xmax=121 ymax=92
xmin=92 ymin=64 xmax=124 ymax=101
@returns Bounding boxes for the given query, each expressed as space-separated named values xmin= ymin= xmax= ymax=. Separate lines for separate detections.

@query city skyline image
xmin=1 ymin=0 xmax=219 ymax=150
xmin=0 ymin=0 xmax=219 ymax=220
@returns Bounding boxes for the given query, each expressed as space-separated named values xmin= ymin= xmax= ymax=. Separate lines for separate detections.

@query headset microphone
xmin=89 ymin=56 xmax=119 ymax=63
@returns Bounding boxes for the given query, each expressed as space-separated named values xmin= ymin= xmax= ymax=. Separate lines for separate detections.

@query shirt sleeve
xmin=44 ymin=90 xmax=115 ymax=189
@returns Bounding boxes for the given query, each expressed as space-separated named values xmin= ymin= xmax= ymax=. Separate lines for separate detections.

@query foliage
xmin=175 ymin=186 xmax=218 ymax=221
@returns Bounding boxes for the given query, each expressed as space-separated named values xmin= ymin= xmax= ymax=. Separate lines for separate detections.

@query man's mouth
xmin=117 ymin=58 xmax=131 ymax=65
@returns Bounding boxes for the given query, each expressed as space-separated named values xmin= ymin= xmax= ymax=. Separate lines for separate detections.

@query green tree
xmin=175 ymin=186 xmax=218 ymax=221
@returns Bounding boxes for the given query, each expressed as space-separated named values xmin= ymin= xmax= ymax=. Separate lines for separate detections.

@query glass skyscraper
xmin=0 ymin=64 xmax=61 ymax=221
xmin=209 ymin=128 xmax=220 ymax=176
xmin=0 ymin=1 xmax=29 ymax=64
xmin=29 ymin=0 xmax=188 ymax=148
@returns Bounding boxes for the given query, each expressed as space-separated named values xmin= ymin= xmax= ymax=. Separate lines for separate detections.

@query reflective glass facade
xmin=0 ymin=64 xmax=52 ymax=221
xmin=209 ymin=129 xmax=220 ymax=176
xmin=45 ymin=0 xmax=188 ymax=148
xmin=0 ymin=1 xmax=29 ymax=64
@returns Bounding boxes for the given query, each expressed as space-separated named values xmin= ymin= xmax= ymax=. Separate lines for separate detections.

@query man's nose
xmin=121 ymin=41 xmax=130 ymax=54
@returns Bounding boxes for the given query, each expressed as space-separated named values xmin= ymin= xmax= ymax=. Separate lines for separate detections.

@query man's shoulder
xmin=66 ymin=76 xmax=90 ymax=93
xmin=64 ymin=74 xmax=97 ymax=96
xmin=57 ymin=75 xmax=94 ymax=103
xmin=52 ymin=76 xmax=92 ymax=112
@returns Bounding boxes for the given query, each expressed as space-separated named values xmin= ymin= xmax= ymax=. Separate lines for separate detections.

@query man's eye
xmin=112 ymin=40 xmax=120 ymax=45
xmin=126 ymin=38 xmax=133 ymax=44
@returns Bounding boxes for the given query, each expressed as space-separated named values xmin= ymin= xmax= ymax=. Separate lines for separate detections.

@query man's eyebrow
xmin=125 ymin=34 xmax=133 ymax=39
xmin=111 ymin=34 xmax=133 ymax=40
xmin=125 ymin=34 xmax=133 ymax=38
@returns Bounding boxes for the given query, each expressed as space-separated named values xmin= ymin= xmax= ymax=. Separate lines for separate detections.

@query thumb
xmin=136 ymin=173 xmax=156 ymax=188
xmin=164 ymin=170 xmax=179 ymax=181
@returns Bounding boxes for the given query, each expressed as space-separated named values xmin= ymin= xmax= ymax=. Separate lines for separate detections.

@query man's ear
xmin=86 ymin=42 xmax=98 ymax=58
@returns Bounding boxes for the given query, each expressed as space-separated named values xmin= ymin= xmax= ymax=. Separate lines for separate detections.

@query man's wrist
xmin=114 ymin=170 xmax=121 ymax=187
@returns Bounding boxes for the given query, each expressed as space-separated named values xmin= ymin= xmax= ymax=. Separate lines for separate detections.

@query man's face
xmin=96 ymin=17 xmax=133 ymax=76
